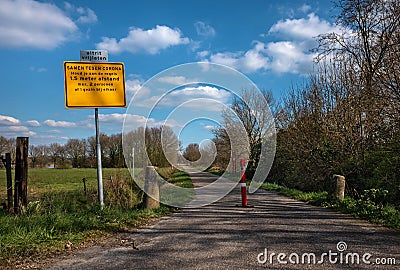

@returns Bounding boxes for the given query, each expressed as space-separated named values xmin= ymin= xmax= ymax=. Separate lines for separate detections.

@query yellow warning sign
xmin=64 ymin=62 xmax=126 ymax=108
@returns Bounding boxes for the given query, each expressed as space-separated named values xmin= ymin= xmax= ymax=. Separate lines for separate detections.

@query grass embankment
xmin=157 ymin=167 xmax=194 ymax=206
xmin=0 ymin=168 xmax=191 ymax=267
xmin=261 ymin=182 xmax=400 ymax=230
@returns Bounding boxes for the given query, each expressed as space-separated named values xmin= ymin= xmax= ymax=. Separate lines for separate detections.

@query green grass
xmin=0 ymin=168 xmax=135 ymax=199
xmin=0 ymin=167 xmax=188 ymax=267
xmin=157 ymin=167 xmax=194 ymax=207
xmin=261 ymin=182 xmax=400 ymax=230
xmin=164 ymin=170 xmax=193 ymax=189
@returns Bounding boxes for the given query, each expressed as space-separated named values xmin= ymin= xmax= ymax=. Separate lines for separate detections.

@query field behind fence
xmin=0 ymin=167 xmax=181 ymax=268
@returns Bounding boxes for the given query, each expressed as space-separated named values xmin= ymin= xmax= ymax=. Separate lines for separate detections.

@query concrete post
xmin=332 ymin=174 xmax=346 ymax=201
xmin=144 ymin=166 xmax=160 ymax=209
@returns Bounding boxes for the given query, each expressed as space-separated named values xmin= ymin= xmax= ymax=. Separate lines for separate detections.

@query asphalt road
xmin=47 ymin=170 xmax=399 ymax=269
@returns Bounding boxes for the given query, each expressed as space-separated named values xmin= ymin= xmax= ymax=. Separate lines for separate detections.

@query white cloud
xmin=90 ymin=113 xmax=153 ymax=126
xmin=209 ymin=52 xmax=241 ymax=69
xmin=126 ymin=75 xmax=143 ymax=93
xmin=157 ymin=76 xmax=190 ymax=85
xmin=268 ymin=13 xmax=338 ymax=40
xmin=96 ymin=113 xmax=181 ymax=132
xmin=265 ymin=41 xmax=314 ymax=73
xmin=197 ymin=50 xmax=210 ymax=58
xmin=0 ymin=115 xmax=39 ymax=138
xmin=97 ymin=113 xmax=125 ymax=123
xmin=8 ymin=126 xmax=29 ymax=132
xmin=140 ymin=85 xmax=231 ymax=111
xmin=203 ymin=125 xmax=218 ymax=131
xmin=44 ymin=119 xmax=77 ymax=128
xmin=174 ymin=85 xmax=231 ymax=101
xmin=29 ymin=66 xmax=47 ymax=73
xmin=194 ymin=21 xmax=216 ymax=37
xmin=76 ymin=7 xmax=97 ymax=24
xmin=299 ymin=4 xmax=312 ymax=13
xmin=209 ymin=41 xmax=269 ymax=73
xmin=0 ymin=115 xmax=20 ymax=125
xmin=96 ymin=25 xmax=190 ymax=54
xmin=64 ymin=2 xmax=98 ymax=24
xmin=0 ymin=0 xmax=78 ymax=49
xmin=0 ymin=126 xmax=36 ymax=137
xmin=207 ymin=13 xmax=339 ymax=75
xmin=26 ymin=120 xmax=41 ymax=127
xmin=46 ymin=130 xmax=62 ymax=134
xmin=126 ymin=79 xmax=143 ymax=92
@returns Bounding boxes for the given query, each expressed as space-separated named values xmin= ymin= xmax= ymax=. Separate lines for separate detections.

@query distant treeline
xmin=0 ymin=134 xmax=124 ymax=169
xmin=0 ymin=126 xmax=179 ymax=169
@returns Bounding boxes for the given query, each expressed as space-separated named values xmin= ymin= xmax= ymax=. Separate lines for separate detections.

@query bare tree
xmin=65 ymin=139 xmax=87 ymax=168
xmin=221 ymin=88 xmax=275 ymax=173
xmin=29 ymin=145 xmax=40 ymax=168
xmin=183 ymin=143 xmax=201 ymax=162
xmin=317 ymin=0 xmax=400 ymax=149
xmin=48 ymin=143 xmax=61 ymax=168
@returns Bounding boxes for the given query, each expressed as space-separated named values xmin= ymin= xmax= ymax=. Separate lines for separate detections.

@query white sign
xmin=80 ymin=50 xmax=108 ymax=62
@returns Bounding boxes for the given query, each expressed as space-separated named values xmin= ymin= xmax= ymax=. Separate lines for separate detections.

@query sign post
xmin=94 ymin=108 xmax=104 ymax=208
xmin=64 ymin=50 xmax=126 ymax=209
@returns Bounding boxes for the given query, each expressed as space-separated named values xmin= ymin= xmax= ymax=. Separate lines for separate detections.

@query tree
xmin=29 ymin=145 xmax=40 ymax=168
xmin=317 ymin=0 xmax=400 ymax=150
xmin=183 ymin=143 xmax=201 ymax=162
xmin=102 ymin=134 xmax=124 ymax=168
xmin=123 ymin=127 xmax=147 ymax=169
xmin=35 ymin=144 xmax=50 ymax=168
xmin=0 ymin=136 xmax=15 ymax=168
xmin=270 ymin=0 xmax=400 ymax=200
xmin=87 ymin=136 xmax=97 ymax=168
xmin=123 ymin=126 xmax=179 ymax=168
xmin=145 ymin=126 xmax=178 ymax=168
xmin=217 ymin=88 xmax=275 ymax=175
xmin=212 ymin=127 xmax=231 ymax=170
xmin=48 ymin=143 xmax=61 ymax=168
xmin=65 ymin=139 xmax=87 ymax=168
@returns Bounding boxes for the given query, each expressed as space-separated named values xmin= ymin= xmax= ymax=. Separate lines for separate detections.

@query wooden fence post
xmin=82 ymin=178 xmax=87 ymax=196
xmin=332 ymin=174 xmax=346 ymax=201
xmin=15 ymin=137 xmax=29 ymax=213
xmin=143 ymin=166 xmax=160 ymax=209
xmin=1 ymin=153 xmax=13 ymax=213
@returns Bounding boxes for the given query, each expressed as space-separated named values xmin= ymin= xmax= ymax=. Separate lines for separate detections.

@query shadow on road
xmin=47 ymin=170 xmax=400 ymax=269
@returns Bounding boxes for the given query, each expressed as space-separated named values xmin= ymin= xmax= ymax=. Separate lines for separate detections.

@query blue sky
xmin=0 ymin=0 xmax=339 ymax=146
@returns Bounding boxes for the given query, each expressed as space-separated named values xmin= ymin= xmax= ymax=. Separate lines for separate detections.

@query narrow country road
xmin=47 ymin=170 xmax=399 ymax=269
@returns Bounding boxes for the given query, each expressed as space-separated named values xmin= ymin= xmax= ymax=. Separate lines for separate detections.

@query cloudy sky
xmin=0 ymin=0 xmax=339 ymax=146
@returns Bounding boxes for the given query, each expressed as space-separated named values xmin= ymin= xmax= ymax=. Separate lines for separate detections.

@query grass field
xmin=0 ymin=168 xmax=134 ymax=199
xmin=0 ymin=167 xmax=190 ymax=267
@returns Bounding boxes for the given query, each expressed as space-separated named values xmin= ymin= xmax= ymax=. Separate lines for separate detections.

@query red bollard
xmin=240 ymin=158 xmax=248 ymax=207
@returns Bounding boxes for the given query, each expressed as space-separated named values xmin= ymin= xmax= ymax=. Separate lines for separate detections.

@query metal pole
xmin=95 ymin=108 xmax=104 ymax=209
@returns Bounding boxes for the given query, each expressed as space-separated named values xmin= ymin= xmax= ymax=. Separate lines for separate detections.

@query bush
xmin=104 ymin=169 xmax=140 ymax=209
